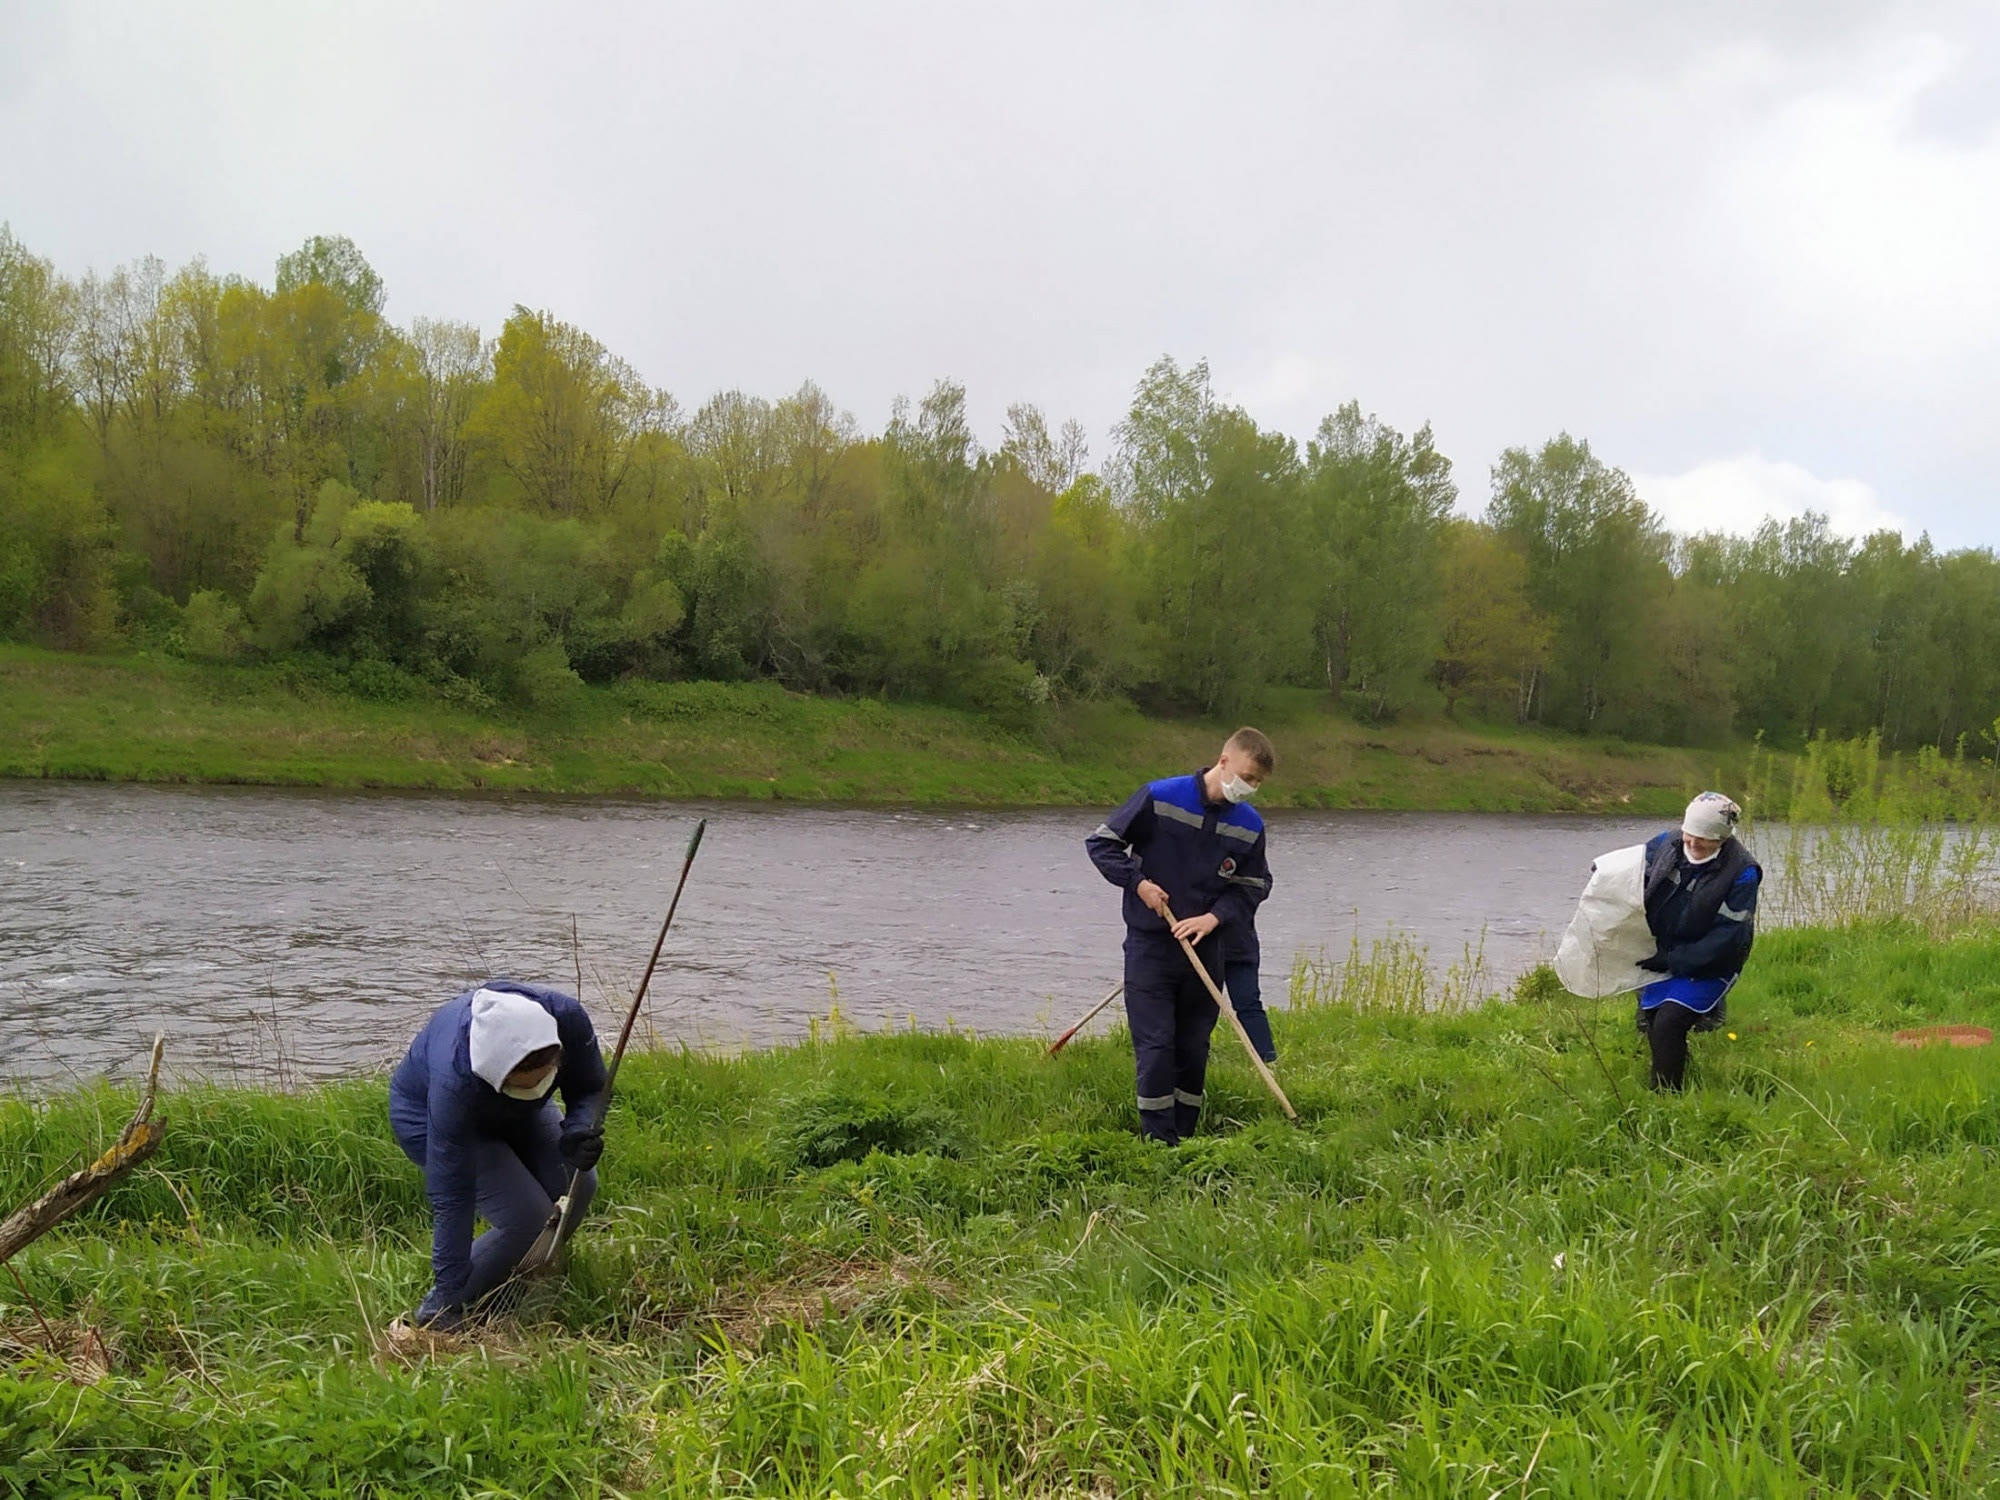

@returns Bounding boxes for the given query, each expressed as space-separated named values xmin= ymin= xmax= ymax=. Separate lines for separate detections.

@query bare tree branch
xmin=0 ymin=1035 xmax=167 ymax=1265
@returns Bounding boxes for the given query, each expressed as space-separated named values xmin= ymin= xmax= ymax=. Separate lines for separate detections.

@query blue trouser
xmin=1124 ymin=933 xmax=1221 ymax=1144
xmin=395 ymin=1099 xmax=598 ymax=1321
xmin=1224 ymin=963 xmax=1277 ymax=1064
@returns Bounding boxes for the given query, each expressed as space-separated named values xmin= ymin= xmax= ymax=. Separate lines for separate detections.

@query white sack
xmin=1553 ymin=843 xmax=1657 ymax=997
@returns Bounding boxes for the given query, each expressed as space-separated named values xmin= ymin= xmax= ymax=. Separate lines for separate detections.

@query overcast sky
xmin=4 ymin=1 xmax=1997 ymax=546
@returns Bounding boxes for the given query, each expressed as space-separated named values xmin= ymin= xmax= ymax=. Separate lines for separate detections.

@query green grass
xmin=0 ymin=644 xmax=1726 ymax=812
xmin=4 ymin=923 xmax=1998 ymax=1496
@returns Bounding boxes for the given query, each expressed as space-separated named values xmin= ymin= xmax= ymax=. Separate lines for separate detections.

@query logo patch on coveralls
xmin=1219 ymin=856 xmax=1237 ymax=877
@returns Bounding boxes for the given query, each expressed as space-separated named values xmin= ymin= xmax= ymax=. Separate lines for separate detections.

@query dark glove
xmin=1636 ymin=951 xmax=1671 ymax=973
xmin=559 ymin=1123 xmax=604 ymax=1173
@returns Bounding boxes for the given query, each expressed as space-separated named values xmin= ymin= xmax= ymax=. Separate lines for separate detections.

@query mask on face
xmin=1221 ymin=773 xmax=1257 ymax=804
xmin=501 ymin=1068 xmax=555 ymax=1101
xmin=1682 ymin=839 xmax=1720 ymax=867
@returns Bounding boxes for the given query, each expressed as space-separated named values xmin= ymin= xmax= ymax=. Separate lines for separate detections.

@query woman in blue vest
xmin=1636 ymin=792 xmax=1761 ymax=1090
xmin=389 ymin=982 xmax=607 ymax=1329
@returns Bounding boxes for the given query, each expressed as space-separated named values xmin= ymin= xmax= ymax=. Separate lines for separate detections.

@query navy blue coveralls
xmin=1087 ymin=768 xmax=1271 ymax=1143
xmin=1224 ymin=869 xmax=1277 ymax=1064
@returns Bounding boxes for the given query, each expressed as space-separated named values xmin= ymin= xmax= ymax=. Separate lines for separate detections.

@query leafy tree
xmin=12 ymin=222 xmax=2000 ymax=755
xmin=1716 ymin=514 xmax=1862 ymax=739
xmin=475 ymin=306 xmax=659 ymax=515
xmin=249 ymin=484 xmax=428 ymax=661
xmin=1113 ymin=358 xmax=1305 ymax=713
xmin=1487 ymin=435 xmax=1669 ymax=732
xmin=401 ymin=318 xmax=489 ymax=512
xmin=1433 ymin=520 xmax=1549 ymax=720
xmin=0 ymin=445 xmax=117 ymax=645
xmin=1302 ymin=403 xmax=1456 ymax=719
xmin=275 ymin=235 xmax=386 ymax=320
xmin=1000 ymin=402 xmax=1088 ymax=494
xmin=0 ymin=227 xmax=76 ymax=448
xmin=1023 ymin=474 xmax=1146 ymax=699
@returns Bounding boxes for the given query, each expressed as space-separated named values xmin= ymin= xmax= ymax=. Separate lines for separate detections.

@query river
xmin=1 ymin=782 xmax=1670 ymax=1089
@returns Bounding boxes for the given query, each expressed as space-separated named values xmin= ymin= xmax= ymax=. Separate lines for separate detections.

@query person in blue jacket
xmin=1224 ymin=868 xmax=1278 ymax=1065
xmin=1087 ymin=728 xmax=1275 ymax=1144
xmin=1636 ymin=791 xmax=1761 ymax=1091
xmin=389 ymin=982 xmax=608 ymax=1329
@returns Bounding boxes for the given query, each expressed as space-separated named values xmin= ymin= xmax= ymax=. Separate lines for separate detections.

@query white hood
xmin=468 ymin=988 xmax=560 ymax=1091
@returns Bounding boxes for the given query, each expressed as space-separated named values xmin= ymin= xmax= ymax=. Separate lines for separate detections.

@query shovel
xmin=515 ymin=817 xmax=707 ymax=1278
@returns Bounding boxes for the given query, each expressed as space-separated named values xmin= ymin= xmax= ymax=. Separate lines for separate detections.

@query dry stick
xmin=5 ymin=1262 xmax=58 ymax=1354
xmin=1747 ymin=1065 xmax=1852 ymax=1147
xmin=570 ymin=914 xmax=584 ymax=1003
xmin=342 ymin=1260 xmax=378 ymax=1350
xmin=0 ymin=1035 xmax=167 ymax=1267
xmin=1562 ymin=990 xmax=1628 ymax=1115
xmin=147 ymin=1167 xmax=202 ymax=1249
xmin=1520 ymin=1426 xmax=1551 ymax=1497
xmin=1160 ymin=902 xmax=1299 ymax=1122
xmin=1046 ymin=984 xmax=1124 ymax=1058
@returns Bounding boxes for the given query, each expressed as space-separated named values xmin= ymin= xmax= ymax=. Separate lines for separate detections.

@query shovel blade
xmin=517 ymin=1195 xmax=568 ymax=1277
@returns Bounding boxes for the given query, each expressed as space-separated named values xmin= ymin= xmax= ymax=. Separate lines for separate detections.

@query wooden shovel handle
xmin=1161 ymin=903 xmax=1299 ymax=1122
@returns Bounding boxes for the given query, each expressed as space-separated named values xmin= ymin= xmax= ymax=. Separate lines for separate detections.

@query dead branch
xmin=0 ymin=1035 xmax=167 ymax=1265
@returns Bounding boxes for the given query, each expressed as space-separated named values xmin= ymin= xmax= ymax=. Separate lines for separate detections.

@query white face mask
xmin=500 ymin=1067 xmax=555 ymax=1101
xmin=1682 ymin=839 xmax=1720 ymax=866
xmin=1221 ymin=773 xmax=1258 ymax=804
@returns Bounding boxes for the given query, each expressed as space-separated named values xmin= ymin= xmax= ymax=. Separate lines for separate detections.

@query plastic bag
xmin=1553 ymin=843 xmax=1657 ymax=997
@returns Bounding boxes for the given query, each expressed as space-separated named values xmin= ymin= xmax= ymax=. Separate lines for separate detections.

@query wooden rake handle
xmin=1160 ymin=902 xmax=1299 ymax=1123
xmin=1046 ymin=983 xmax=1124 ymax=1058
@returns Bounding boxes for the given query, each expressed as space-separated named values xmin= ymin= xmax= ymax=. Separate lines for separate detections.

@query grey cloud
xmin=2 ymin=0 xmax=1994 ymax=543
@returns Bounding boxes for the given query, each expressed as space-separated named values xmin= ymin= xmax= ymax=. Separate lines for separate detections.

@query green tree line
xmin=4 ymin=227 xmax=1997 ymax=749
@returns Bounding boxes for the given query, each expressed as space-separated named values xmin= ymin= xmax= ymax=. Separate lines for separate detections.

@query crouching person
xmin=1637 ymin=793 xmax=1761 ymax=1090
xmin=389 ymin=983 xmax=607 ymax=1329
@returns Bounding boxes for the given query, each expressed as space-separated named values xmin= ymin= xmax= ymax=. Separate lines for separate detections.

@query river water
xmin=0 ymin=782 xmax=1669 ymax=1089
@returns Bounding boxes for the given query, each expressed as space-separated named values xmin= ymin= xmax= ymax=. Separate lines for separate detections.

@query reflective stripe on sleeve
xmin=1719 ymin=903 xmax=1752 ymax=921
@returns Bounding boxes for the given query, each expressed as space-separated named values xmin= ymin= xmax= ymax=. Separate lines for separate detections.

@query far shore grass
xmin=0 ymin=645 xmax=1736 ymax=813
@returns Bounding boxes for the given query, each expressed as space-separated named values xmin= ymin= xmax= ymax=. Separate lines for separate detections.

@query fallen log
xmin=0 ymin=1035 xmax=167 ymax=1266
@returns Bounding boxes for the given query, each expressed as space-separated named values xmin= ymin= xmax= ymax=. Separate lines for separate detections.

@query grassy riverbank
xmin=0 ymin=645 xmax=1723 ymax=812
xmin=4 ymin=923 xmax=1998 ymax=1496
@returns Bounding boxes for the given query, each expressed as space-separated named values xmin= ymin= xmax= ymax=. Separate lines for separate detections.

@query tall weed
xmin=1744 ymin=731 xmax=2000 ymax=934
xmin=1288 ymin=928 xmax=1498 ymax=1014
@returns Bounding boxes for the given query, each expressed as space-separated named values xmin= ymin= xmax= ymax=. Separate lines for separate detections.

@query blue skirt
xmin=1639 ymin=974 xmax=1736 ymax=1014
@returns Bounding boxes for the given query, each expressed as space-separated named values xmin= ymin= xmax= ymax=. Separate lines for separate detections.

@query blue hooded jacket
xmin=388 ymin=982 xmax=606 ymax=1307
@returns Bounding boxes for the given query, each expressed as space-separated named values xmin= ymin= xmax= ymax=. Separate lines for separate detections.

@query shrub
xmin=178 ymin=590 xmax=249 ymax=663
xmin=774 ymin=1082 xmax=969 ymax=1170
xmin=511 ymin=641 xmax=584 ymax=713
